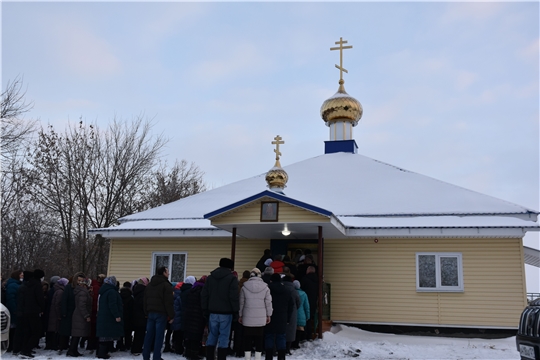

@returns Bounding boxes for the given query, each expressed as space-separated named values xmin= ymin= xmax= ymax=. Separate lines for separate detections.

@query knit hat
xmin=219 ymin=258 xmax=234 ymax=269
xmin=175 ymin=282 xmax=183 ymax=290
xmin=270 ymin=273 xmax=282 ymax=282
xmin=250 ymin=268 xmax=262 ymax=278
xmin=293 ymin=280 xmax=301 ymax=289
xmin=264 ymin=258 xmax=273 ymax=266
xmin=264 ymin=267 xmax=274 ymax=275
xmin=104 ymin=276 xmax=116 ymax=286
xmin=57 ymin=278 xmax=69 ymax=286
xmin=50 ymin=276 xmax=60 ymax=285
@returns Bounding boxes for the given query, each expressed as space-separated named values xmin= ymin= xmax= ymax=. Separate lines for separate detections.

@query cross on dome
xmin=272 ymin=135 xmax=284 ymax=162
xmin=330 ymin=37 xmax=353 ymax=83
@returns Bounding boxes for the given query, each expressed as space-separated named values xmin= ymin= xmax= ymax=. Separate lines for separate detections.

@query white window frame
xmin=416 ymin=252 xmax=464 ymax=292
xmin=151 ymin=252 xmax=187 ymax=283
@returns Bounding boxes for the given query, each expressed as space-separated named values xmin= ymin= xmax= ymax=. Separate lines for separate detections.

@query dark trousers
xmin=14 ymin=315 xmax=42 ymax=354
xmin=243 ymin=334 xmax=263 ymax=352
xmin=233 ymin=321 xmax=243 ymax=355
xmin=173 ymin=329 xmax=184 ymax=354
xmin=131 ymin=325 xmax=146 ymax=354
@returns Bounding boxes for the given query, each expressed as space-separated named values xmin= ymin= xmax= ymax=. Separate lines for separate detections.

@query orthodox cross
xmin=330 ymin=37 xmax=353 ymax=81
xmin=272 ymin=135 xmax=284 ymax=161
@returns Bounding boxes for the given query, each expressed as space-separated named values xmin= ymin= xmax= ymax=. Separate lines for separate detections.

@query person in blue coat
xmin=291 ymin=280 xmax=309 ymax=349
xmin=5 ymin=270 xmax=23 ymax=352
xmin=96 ymin=276 xmax=124 ymax=359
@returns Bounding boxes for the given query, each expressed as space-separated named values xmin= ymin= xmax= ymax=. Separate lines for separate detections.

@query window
xmin=416 ymin=252 xmax=463 ymax=292
xmin=152 ymin=252 xmax=187 ymax=282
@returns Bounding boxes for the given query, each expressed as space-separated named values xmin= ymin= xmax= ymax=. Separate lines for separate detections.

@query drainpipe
xmin=231 ymin=227 xmax=237 ymax=270
xmin=318 ymin=226 xmax=323 ymax=340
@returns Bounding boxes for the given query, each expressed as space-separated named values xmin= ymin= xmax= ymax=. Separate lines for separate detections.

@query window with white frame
xmin=416 ymin=252 xmax=463 ymax=292
xmin=152 ymin=252 xmax=187 ymax=282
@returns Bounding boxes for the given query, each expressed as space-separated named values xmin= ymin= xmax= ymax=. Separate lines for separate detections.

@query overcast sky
xmin=2 ymin=2 xmax=539 ymax=290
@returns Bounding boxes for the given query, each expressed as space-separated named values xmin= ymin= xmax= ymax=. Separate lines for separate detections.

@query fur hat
xmin=49 ymin=276 xmax=60 ymax=285
xmin=57 ymin=278 xmax=69 ymax=286
xmin=263 ymin=267 xmax=274 ymax=275
xmin=219 ymin=258 xmax=234 ymax=269
xmin=264 ymin=258 xmax=273 ymax=266
xmin=293 ymin=280 xmax=301 ymax=289
xmin=184 ymin=276 xmax=196 ymax=285
xmin=250 ymin=268 xmax=262 ymax=278
xmin=33 ymin=269 xmax=45 ymax=280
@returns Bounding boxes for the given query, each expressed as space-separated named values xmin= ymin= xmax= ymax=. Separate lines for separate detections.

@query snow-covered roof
xmin=90 ymin=152 xmax=539 ymax=237
xmin=119 ymin=152 xmax=538 ymax=222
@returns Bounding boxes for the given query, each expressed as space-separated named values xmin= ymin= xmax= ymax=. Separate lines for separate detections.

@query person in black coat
xmin=116 ymin=283 xmax=134 ymax=351
xmin=14 ymin=269 xmax=46 ymax=358
xmin=265 ymin=274 xmax=294 ymax=360
xmin=130 ymin=278 xmax=148 ymax=356
xmin=96 ymin=276 xmax=124 ymax=359
xmin=300 ymin=266 xmax=319 ymax=342
xmin=256 ymin=249 xmax=272 ymax=273
xmin=182 ymin=276 xmax=207 ymax=360
xmin=44 ymin=276 xmax=59 ymax=350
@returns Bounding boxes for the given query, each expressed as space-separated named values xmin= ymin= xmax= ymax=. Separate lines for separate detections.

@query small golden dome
xmin=320 ymin=80 xmax=363 ymax=126
xmin=266 ymin=165 xmax=288 ymax=190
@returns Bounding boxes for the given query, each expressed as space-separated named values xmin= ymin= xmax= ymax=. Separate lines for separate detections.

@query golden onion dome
xmin=265 ymin=163 xmax=288 ymax=190
xmin=320 ymin=80 xmax=363 ymax=126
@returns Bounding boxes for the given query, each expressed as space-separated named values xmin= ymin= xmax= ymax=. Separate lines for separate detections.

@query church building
xmin=90 ymin=38 xmax=539 ymax=333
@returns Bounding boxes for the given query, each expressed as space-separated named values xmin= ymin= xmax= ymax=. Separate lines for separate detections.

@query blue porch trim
xmin=203 ymin=190 xmax=333 ymax=219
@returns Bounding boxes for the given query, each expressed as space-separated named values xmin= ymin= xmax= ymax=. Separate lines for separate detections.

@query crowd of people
xmin=1 ymin=249 xmax=320 ymax=360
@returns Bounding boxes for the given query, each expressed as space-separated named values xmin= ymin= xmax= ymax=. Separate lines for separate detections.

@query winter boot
xmin=244 ymin=351 xmax=252 ymax=360
xmin=277 ymin=349 xmax=286 ymax=360
xmin=264 ymin=348 xmax=274 ymax=360
xmin=217 ymin=347 xmax=228 ymax=360
xmin=206 ymin=346 xmax=216 ymax=360
xmin=254 ymin=351 xmax=262 ymax=360
xmin=66 ymin=336 xmax=81 ymax=357
xmin=285 ymin=342 xmax=292 ymax=355
xmin=96 ymin=341 xmax=111 ymax=359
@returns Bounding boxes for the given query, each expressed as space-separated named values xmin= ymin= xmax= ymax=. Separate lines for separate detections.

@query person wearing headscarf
xmin=282 ymin=276 xmax=300 ymax=355
xmin=265 ymin=274 xmax=294 ymax=360
xmin=182 ymin=275 xmax=207 ymax=360
xmin=59 ymin=273 xmax=82 ymax=352
xmin=68 ymin=273 xmax=92 ymax=357
xmin=239 ymin=268 xmax=272 ymax=360
xmin=96 ymin=276 xmax=124 ymax=359
xmin=172 ymin=275 xmax=196 ymax=355
xmin=47 ymin=278 xmax=68 ymax=351
xmin=87 ymin=274 xmax=105 ymax=351
xmin=291 ymin=280 xmax=309 ymax=349
xmin=130 ymin=277 xmax=149 ymax=356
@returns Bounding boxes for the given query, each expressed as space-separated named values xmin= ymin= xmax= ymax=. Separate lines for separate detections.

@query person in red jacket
xmin=270 ymin=255 xmax=285 ymax=274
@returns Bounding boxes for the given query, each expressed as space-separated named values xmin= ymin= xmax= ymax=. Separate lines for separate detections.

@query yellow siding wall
xmin=108 ymin=238 xmax=269 ymax=284
xmin=212 ymin=199 xmax=328 ymax=225
xmin=325 ymin=237 xmax=527 ymax=328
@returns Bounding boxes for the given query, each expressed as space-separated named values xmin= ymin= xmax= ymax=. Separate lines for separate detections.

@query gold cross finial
xmin=271 ymin=135 xmax=284 ymax=166
xmin=330 ymin=37 xmax=353 ymax=83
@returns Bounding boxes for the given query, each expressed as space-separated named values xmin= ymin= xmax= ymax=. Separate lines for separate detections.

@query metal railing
xmin=527 ymin=293 xmax=540 ymax=302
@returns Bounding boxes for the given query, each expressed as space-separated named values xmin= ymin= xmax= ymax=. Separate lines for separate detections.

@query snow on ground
xmin=2 ymin=325 xmax=520 ymax=360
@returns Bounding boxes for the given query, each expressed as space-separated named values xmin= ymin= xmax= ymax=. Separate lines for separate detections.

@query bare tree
xmin=145 ymin=159 xmax=207 ymax=208
xmin=1 ymin=76 xmax=37 ymax=163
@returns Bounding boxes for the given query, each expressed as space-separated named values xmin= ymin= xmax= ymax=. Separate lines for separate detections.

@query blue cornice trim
xmin=203 ymin=190 xmax=333 ymax=219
